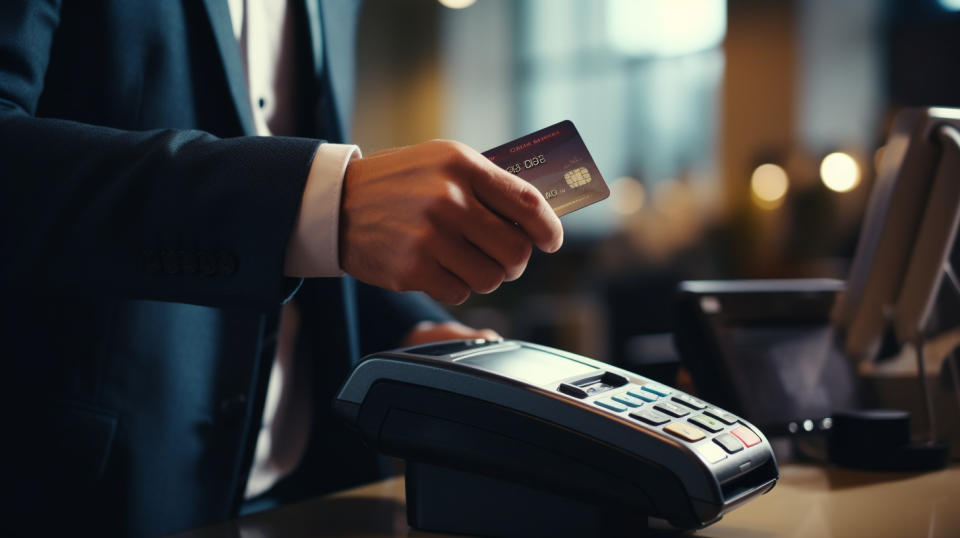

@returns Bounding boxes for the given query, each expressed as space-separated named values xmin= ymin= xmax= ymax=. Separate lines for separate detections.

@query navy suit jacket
xmin=0 ymin=1 xmax=448 ymax=536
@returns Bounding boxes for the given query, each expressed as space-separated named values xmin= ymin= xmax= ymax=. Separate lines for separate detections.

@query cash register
xmin=335 ymin=338 xmax=778 ymax=537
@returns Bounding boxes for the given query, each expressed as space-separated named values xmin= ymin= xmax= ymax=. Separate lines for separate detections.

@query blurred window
xmin=443 ymin=0 xmax=726 ymax=236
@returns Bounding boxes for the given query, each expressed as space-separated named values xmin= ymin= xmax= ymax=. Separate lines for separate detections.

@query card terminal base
xmin=406 ymin=462 xmax=651 ymax=538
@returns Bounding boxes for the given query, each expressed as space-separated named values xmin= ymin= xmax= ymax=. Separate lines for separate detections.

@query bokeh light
xmin=750 ymin=163 xmax=789 ymax=209
xmin=820 ymin=152 xmax=860 ymax=192
xmin=438 ymin=0 xmax=476 ymax=9
xmin=939 ymin=0 xmax=960 ymax=11
xmin=611 ymin=177 xmax=647 ymax=215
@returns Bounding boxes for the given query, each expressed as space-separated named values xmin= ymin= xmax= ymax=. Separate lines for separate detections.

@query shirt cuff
xmin=284 ymin=143 xmax=362 ymax=277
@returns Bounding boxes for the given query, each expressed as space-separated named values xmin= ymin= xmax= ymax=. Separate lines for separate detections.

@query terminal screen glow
xmin=457 ymin=349 xmax=597 ymax=386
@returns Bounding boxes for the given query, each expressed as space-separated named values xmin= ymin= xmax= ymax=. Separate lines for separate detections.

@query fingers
xmin=433 ymin=233 xmax=507 ymax=294
xmin=459 ymin=205 xmax=532 ymax=282
xmin=338 ymin=139 xmax=564 ymax=306
xmin=417 ymin=263 xmax=471 ymax=305
xmin=475 ymin=328 xmax=502 ymax=340
xmin=461 ymin=154 xmax=564 ymax=254
xmin=400 ymin=320 xmax=502 ymax=347
xmin=444 ymin=324 xmax=501 ymax=342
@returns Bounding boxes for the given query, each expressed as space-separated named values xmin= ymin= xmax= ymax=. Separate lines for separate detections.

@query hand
xmin=400 ymin=320 xmax=501 ymax=348
xmin=339 ymin=140 xmax=563 ymax=304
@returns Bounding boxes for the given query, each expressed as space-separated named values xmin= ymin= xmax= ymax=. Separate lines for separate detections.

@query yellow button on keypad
xmin=664 ymin=422 xmax=707 ymax=442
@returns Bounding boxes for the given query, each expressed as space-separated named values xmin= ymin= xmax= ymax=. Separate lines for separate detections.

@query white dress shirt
xmin=226 ymin=0 xmax=361 ymax=498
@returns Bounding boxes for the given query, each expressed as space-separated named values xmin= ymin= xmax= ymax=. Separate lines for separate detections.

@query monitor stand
xmin=914 ymin=260 xmax=960 ymax=450
xmin=405 ymin=462 xmax=652 ymax=537
xmin=905 ymin=123 xmax=960 ymax=452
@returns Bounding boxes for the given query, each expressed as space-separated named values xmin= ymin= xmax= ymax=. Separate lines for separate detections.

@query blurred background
xmin=351 ymin=0 xmax=960 ymax=377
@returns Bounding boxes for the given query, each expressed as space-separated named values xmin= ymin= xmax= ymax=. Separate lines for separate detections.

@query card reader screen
xmin=456 ymin=348 xmax=598 ymax=385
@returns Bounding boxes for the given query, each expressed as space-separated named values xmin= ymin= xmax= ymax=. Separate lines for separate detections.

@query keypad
xmin=610 ymin=393 xmax=645 ymax=408
xmin=640 ymin=383 xmax=673 ymax=397
xmin=625 ymin=388 xmax=659 ymax=402
xmin=704 ymin=407 xmax=739 ymax=425
xmin=601 ymin=381 xmax=765 ymax=457
xmin=695 ymin=442 xmax=728 ymax=463
xmin=654 ymin=402 xmax=690 ymax=418
xmin=689 ymin=414 xmax=725 ymax=433
xmin=713 ymin=433 xmax=743 ymax=454
xmin=629 ymin=408 xmax=670 ymax=426
xmin=664 ymin=422 xmax=706 ymax=442
xmin=672 ymin=394 xmax=707 ymax=410
xmin=594 ymin=399 xmax=627 ymax=413
xmin=731 ymin=426 xmax=761 ymax=447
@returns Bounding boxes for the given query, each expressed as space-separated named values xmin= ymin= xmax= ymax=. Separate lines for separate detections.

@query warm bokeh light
xmin=611 ymin=177 xmax=646 ymax=215
xmin=750 ymin=163 xmax=789 ymax=209
xmin=437 ymin=0 xmax=476 ymax=8
xmin=820 ymin=152 xmax=860 ymax=192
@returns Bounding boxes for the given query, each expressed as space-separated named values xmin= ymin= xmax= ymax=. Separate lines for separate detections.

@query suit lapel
xmin=309 ymin=0 xmax=361 ymax=142
xmin=201 ymin=0 xmax=256 ymax=136
xmin=304 ymin=0 xmax=325 ymax=79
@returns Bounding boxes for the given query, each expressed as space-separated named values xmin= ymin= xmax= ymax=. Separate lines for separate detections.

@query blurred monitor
xmin=675 ymin=107 xmax=960 ymax=434
xmin=675 ymin=279 xmax=853 ymax=434
xmin=833 ymin=107 xmax=960 ymax=360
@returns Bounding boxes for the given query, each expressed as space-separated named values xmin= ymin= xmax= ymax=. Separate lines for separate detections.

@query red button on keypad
xmin=730 ymin=425 xmax=761 ymax=447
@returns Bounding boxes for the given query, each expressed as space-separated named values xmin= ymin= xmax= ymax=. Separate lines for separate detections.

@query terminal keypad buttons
xmin=629 ymin=408 xmax=671 ymax=426
xmin=731 ymin=426 xmax=762 ymax=447
xmin=713 ymin=433 xmax=744 ymax=454
xmin=593 ymin=380 xmax=758 ymax=459
xmin=672 ymin=394 xmax=707 ymax=410
xmin=704 ymin=407 xmax=739 ymax=425
xmin=695 ymin=441 xmax=728 ymax=464
xmin=610 ymin=393 xmax=645 ymax=408
xmin=664 ymin=422 xmax=706 ymax=442
xmin=689 ymin=414 xmax=725 ymax=433
xmin=594 ymin=398 xmax=628 ymax=413
xmin=640 ymin=383 xmax=673 ymax=397
xmin=654 ymin=402 xmax=690 ymax=418
xmin=626 ymin=388 xmax=659 ymax=402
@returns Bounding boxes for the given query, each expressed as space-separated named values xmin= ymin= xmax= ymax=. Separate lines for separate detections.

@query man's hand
xmin=339 ymin=140 xmax=563 ymax=304
xmin=401 ymin=320 xmax=501 ymax=348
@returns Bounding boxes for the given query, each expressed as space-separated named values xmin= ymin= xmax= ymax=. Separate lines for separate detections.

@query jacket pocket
xmin=50 ymin=400 xmax=118 ymax=487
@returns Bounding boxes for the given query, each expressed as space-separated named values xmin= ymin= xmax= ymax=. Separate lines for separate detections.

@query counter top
xmin=169 ymin=463 xmax=960 ymax=538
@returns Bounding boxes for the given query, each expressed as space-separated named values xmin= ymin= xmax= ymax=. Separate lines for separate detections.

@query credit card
xmin=483 ymin=120 xmax=609 ymax=217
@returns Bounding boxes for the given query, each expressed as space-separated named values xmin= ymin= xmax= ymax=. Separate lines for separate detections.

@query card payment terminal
xmin=335 ymin=339 xmax=778 ymax=537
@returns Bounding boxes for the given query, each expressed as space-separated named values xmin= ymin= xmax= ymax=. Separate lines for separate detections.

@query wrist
xmin=283 ymin=143 xmax=361 ymax=277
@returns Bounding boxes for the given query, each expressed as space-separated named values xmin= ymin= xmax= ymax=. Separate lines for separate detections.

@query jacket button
xmin=198 ymin=250 xmax=217 ymax=276
xmin=161 ymin=249 xmax=179 ymax=274
xmin=179 ymin=249 xmax=197 ymax=274
xmin=139 ymin=249 xmax=160 ymax=274
xmin=218 ymin=250 xmax=237 ymax=276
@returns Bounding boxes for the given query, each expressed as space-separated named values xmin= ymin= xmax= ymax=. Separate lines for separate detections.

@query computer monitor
xmin=675 ymin=108 xmax=960 ymax=447
xmin=833 ymin=107 xmax=960 ymax=360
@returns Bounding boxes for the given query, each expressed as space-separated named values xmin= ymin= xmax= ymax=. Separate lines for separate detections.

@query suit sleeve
xmin=0 ymin=1 xmax=314 ymax=309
